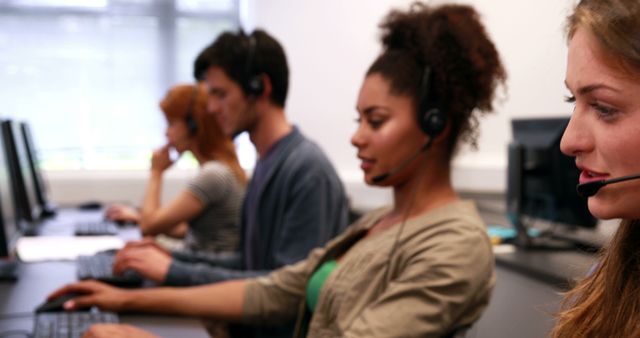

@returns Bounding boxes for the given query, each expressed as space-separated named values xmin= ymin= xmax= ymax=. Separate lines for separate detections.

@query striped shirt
xmin=184 ymin=161 xmax=244 ymax=254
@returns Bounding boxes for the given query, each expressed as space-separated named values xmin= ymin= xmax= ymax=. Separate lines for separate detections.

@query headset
xmin=243 ymin=34 xmax=265 ymax=98
xmin=185 ymin=85 xmax=199 ymax=136
xmin=577 ymin=173 xmax=640 ymax=197
xmin=417 ymin=66 xmax=446 ymax=139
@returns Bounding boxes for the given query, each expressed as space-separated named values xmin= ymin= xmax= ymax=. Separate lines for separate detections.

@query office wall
xmin=48 ymin=0 xmax=576 ymax=210
xmin=240 ymin=0 xmax=575 ymax=203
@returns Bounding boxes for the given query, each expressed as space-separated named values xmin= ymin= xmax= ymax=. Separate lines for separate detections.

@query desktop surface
xmin=0 ymin=261 xmax=209 ymax=337
xmin=494 ymin=249 xmax=596 ymax=289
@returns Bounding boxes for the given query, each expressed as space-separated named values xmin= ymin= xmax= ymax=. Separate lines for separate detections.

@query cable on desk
xmin=0 ymin=330 xmax=32 ymax=338
xmin=0 ymin=312 xmax=33 ymax=321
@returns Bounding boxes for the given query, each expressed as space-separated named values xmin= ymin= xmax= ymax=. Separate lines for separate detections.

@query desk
xmin=0 ymin=262 xmax=209 ymax=337
xmin=470 ymin=199 xmax=601 ymax=338
xmin=472 ymin=245 xmax=597 ymax=337
xmin=494 ymin=249 xmax=596 ymax=289
xmin=0 ymin=209 xmax=210 ymax=337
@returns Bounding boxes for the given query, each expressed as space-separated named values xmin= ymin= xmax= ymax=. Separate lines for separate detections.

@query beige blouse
xmin=242 ymin=200 xmax=495 ymax=338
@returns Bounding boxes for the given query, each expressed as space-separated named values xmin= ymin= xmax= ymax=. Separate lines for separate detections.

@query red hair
xmin=160 ymin=83 xmax=246 ymax=185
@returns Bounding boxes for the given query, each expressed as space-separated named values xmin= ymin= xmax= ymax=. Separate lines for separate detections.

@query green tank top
xmin=306 ymin=259 xmax=338 ymax=312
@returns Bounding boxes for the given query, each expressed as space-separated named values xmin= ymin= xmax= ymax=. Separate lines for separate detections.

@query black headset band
xmin=185 ymin=85 xmax=199 ymax=135
xmin=242 ymin=33 xmax=265 ymax=97
xmin=245 ymin=34 xmax=257 ymax=80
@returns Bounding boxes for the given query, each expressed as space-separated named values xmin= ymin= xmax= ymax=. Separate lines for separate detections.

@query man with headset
xmin=114 ymin=29 xmax=349 ymax=338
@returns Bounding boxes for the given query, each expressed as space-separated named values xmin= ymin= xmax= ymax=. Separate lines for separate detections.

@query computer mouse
xmin=78 ymin=201 xmax=103 ymax=210
xmin=35 ymin=293 xmax=82 ymax=313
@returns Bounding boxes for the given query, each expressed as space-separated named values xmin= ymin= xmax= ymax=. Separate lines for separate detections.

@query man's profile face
xmin=205 ymin=66 xmax=253 ymax=138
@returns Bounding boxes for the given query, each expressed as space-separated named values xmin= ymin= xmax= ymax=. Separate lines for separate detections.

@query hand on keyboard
xmin=77 ymin=253 xmax=143 ymax=288
xmin=113 ymin=245 xmax=171 ymax=283
xmin=104 ymin=204 xmax=140 ymax=224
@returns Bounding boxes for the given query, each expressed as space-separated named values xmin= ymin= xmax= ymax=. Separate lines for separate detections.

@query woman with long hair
xmin=106 ymin=83 xmax=246 ymax=254
xmin=551 ymin=0 xmax=640 ymax=337
xmin=51 ymin=3 xmax=505 ymax=337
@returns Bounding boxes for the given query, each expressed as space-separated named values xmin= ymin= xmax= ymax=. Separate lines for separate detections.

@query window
xmin=0 ymin=0 xmax=255 ymax=170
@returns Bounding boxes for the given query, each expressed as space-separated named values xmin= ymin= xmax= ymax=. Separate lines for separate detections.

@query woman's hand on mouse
xmin=48 ymin=280 xmax=130 ymax=312
xmin=82 ymin=324 xmax=159 ymax=338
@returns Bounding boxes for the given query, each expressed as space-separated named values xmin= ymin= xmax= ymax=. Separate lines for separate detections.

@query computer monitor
xmin=1 ymin=120 xmax=42 ymax=224
xmin=0 ymin=154 xmax=18 ymax=258
xmin=506 ymin=117 xmax=597 ymax=249
xmin=20 ymin=122 xmax=56 ymax=217
xmin=0 ymin=122 xmax=20 ymax=280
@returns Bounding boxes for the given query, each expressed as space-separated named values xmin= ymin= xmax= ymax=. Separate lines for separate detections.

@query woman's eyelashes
xmin=564 ymin=94 xmax=620 ymax=121
xmin=590 ymin=102 xmax=619 ymax=120
xmin=368 ymin=117 xmax=384 ymax=129
xmin=354 ymin=113 xmax=386 ymax=129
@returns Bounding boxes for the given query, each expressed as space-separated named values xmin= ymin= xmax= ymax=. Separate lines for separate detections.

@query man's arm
xmin=171 ymin=250 xmax=243 ymax=269
xmin=164 ymin=260 xmax=272 ymax=286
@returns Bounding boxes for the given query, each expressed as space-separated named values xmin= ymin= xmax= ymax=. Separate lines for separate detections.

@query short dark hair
xmin=367 ymin=3 xmax=507 ymax=158
xmin=193 ymin=48 xmax=211 ymax=82
xmin=194 ymin=29 xmax=290 ymax=107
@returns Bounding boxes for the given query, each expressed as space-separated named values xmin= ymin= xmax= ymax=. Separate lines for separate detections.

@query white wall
xmin=241 ymin=0 xmax=574 ymax=207
xmin=48 ymin=0 xmax=578 ymax=210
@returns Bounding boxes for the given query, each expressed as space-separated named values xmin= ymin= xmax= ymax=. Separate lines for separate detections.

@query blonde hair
xmin=567 ymin=0 xmax=640 ymax=73
xmin=552 ymin=1 xmax=640 ymax=337
xmin=160 ymin=83 xmax=246 ymax=185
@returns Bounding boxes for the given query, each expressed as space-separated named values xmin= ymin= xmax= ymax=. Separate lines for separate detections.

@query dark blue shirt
xmin=243 ymin=130 xmax=293 ymax=269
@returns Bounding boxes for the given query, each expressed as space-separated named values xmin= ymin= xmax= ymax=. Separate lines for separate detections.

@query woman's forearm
xmin=126 ymin=279 xmax=247 ymax=321
xmin=139 ymin=171 xmax=164 ymax=235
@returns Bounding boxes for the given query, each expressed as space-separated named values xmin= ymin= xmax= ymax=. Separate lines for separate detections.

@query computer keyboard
xmin=74 ymin=220 xmax=119 ymax=236
xmin=77 ymin=252 xmax=143 ymax=287
xmin=33 ymin=311 xmax=119 ymax=338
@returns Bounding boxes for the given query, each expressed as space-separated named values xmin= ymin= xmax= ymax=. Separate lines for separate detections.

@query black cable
xmin=382 ymin=139 xmax=432 ymax=282
xmin=0 ymin=330 xmax=32 ymax=338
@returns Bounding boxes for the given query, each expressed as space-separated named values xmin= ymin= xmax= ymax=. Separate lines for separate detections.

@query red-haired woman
xmin=106 ymin=83 xmax=246 ymax=255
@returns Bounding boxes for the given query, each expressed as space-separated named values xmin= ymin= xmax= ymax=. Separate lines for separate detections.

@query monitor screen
xmin=2 ymin=120 xmax=41 ymax=222
xmin=20 ymin=122 xmax=48 ymax=210
xmin=0 ymin=124 xmax=19 ymax=258
xmin=507 ymin=117 xmax=596 ymax=230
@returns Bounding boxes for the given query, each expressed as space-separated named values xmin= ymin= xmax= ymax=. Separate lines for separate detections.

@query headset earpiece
xmin=244 ymin=34 xmax=265 ymax=97
xmin=186 ymin=113 xmax=198 ymax=136
xmin=185 ymin=86 xmax=199 ymax=136
xmin=417 ymin=66 xmax=446 ymax=139
xmin=421 ymin=108 xmax=446 ymax=138
xmin=246 ymin=73 xmax=264 ymax=97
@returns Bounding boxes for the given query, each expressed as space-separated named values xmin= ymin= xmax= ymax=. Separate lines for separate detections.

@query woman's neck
xmin=389 ymin=165 xmax=458 ymax=224
xmin=191 ymin=148 xmax=214 ymax=166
